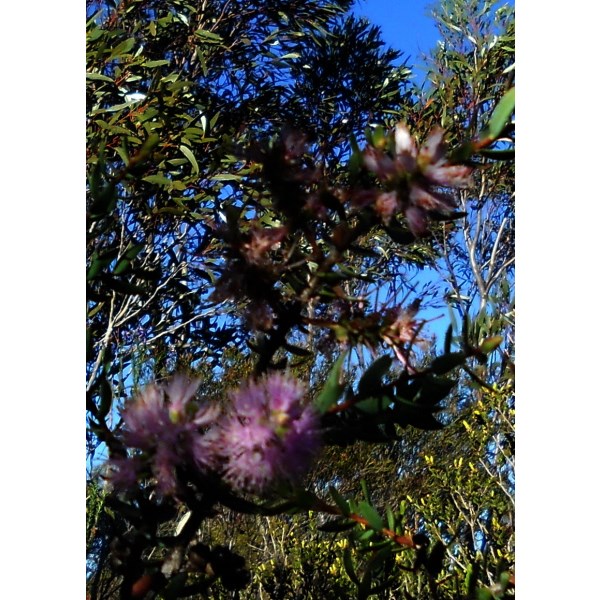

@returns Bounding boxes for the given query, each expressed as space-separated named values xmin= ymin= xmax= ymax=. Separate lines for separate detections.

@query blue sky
xmin=352 ymin=0 xmax=440 ymax=81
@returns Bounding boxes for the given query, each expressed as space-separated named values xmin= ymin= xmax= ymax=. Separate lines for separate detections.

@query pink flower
xmin=214 ymin=373 xmax=321 ymax=493
xmin=105 ymin=455 xmax=144 ymax=491
xmin=381 ymin=301 xmax=426 ymax=348
xmin=357 ymin=123 xmax=473 ymax=236
xmin=241 ymin=225 xmax=287 ymax=267
xmin=120 ymin=383 xmax=169 ymax=450
xmin=374 ymin=191 xmax=400 ymax=225
xmin=380 ymin=301 xmax=429 ymax=368
xmin=107 ymin=375 xmax=220 ymax=494
xmin=418 ymin=127 xmax=472 ymax=187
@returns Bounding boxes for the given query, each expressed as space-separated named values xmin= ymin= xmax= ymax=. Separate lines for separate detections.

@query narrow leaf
xmin=479 ymin=335 xmax=503 ymax=354
xmin=314 ymin=352 xmax=346 ymax=413
xmin=108 ymin=37 xmax=136 ymax=60
xmin=86 ymin=72 xmax=114 ymax=83
xmin=479 ymin=87 xmax=515 ymax=142
xmin=179 ymin=145 xmax=199 ymax=174
xmin=429 ymin=352 xmax=466 ymax=375
xmin=210 ymin=173 xmax=242 ymax=181
xmin=386 ymin=506 xmax=395 ymax=531
xmin=329 ymin=485 xmax=350 ymax=516
xmin=355 ymin=395 xmax=392 ymax=415
xmin=343 ymin=547 xmax=360 ymax=585
xmin=444 ymin=324 xmax=453 ymax=354
xmin=358 ymin=501 xmax=383 ymax=530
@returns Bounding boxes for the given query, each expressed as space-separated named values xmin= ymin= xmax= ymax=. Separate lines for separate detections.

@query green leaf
xmin=358 ymin=548 xmax=392 ymax=600
xmin=343 ymin=547 xmax=360 ymax=585
xmin=429 ymin=352 xmax=466 ymax=374
xmin=479 ymin=87 xmax=515 ymax=142
xmin=413 ymin=375 xmax=456 ymax=406
xmin=86 ymin=327 xmax=94 ymax=362
xmin=142 ymin=174 xmax=172 ymax=186
xmin=210 ymin=173 xmax=242 ymax=181
xmin=357 ymin=568 xmax=373 ymax=600
xmin=297 ymin=486 xmax=331 ymax=508
xmin=444 ymin=324 xmax=453 ymax=354
xmin=314 ymin=352 xmax=346 ymax=413
xmin=98 ymin=376 xmax=113 ymax=419
xmin=195 ymin=29 xmax=223 ymax=43
xmin=391 ymin=399 xmax=445 ymax=429
xmin=160 ymin=73 xmax=180 ymax=84
xmin=360 ymin=479 xmax=371 ymax=504
xmin=358 ymin=355 xmax=392 ymax=396
xmin=386 ymin=506 xmax=395 ymax=531
xmin=209 ymin=111 xmax=220 ymax=132
xmin=112 ymin=243 xmax=145 ymax=275
xmin=357 ymin=528 xmax=375 ymax=542
xmin=179 ymin=145 xmax=199 ymax=174
xmin=143 ymin=59 xmax=170 ymax=67
xmin=108 ymin=37 xmax=136 ymax=60
xmin=358 ymin=501 xmax=383 ymax=530
xmin=87 ymin=257 xmax=108 ymax=281
xmin=479 ymin=335 xmax=503 ymax=354
xmin=369 ymin=124 xmax=387 ymax=149
xmin=355 ymin=395 xmax=392 ymax=415
xmin=498 ymin=571 xmax=510 ymax=592
xmin=86 ymin=72 xmax=114 ymax=83
xmin=465 ymin=562 xmax=480 ymax=595
xmin=329 ymin=485 xmax=351 ymax=516
xmin=475 ymin=588 xmax=495 ymax=600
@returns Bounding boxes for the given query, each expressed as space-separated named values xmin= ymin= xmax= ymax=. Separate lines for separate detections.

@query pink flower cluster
xmin=215 ymin=373 xmax=321 ymax=493
xmin=108 ymin=375 xmax=220 ymax=495
xmin=107 ymin=372 xmax=321 ymax=496
xmin=355 ymin=123 xmax=473 ymax=236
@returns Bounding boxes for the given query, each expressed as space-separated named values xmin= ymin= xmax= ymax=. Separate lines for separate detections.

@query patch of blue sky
xmin=352 ymin=0 xmax=515 ymax=87
xmin=351 ymin=0 xmax=441 ymax=85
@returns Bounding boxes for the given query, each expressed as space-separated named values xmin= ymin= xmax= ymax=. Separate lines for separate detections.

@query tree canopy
xmin=86 ymin=1 xmax=515 ymax=598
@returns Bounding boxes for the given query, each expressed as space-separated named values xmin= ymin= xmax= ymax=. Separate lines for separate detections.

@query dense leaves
xmin=86 ymin=0 xmax=515 ymax=598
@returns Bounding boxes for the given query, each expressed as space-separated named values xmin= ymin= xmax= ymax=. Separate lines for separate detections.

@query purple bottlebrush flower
xmin=120 ymin=382 xmax=170 ymax=450
xmin=107 ymin=375 xmax=220 ymax=494
xmin=152 ymin=444 xmax=180 ymax=495
xmin=214 ymin=373 xmax=321 ymax=494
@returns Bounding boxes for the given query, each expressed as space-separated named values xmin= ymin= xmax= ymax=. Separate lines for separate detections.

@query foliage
xmin=86 ymin=0 xmax=515 ymax=598
xmin=86 ymin=0 xmax=415 ymax=462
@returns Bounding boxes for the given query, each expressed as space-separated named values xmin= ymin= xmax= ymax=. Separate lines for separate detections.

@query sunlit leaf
xmin=314 ymin=352 xmax=346 ymax=413
xmin=179 ymin=145 xmax=199 ymax=174
xmin=478 ymin=87 xmax=515 ymax=143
